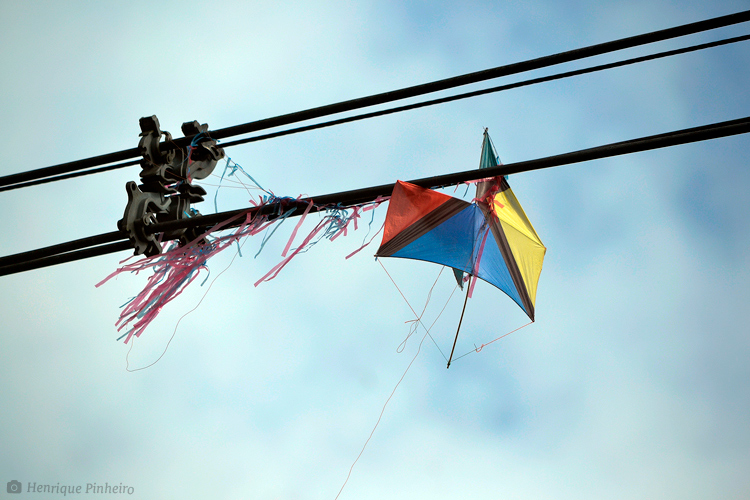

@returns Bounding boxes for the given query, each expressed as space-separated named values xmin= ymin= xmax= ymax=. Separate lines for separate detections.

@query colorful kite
xmin=375 ymin=131 xmax=545 ymax=366
xmin=99 ymin=130 xmax=544 ymax=363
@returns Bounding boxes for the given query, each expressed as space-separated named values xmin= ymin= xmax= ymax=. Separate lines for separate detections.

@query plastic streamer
xmin=213 ymin=157 xmax=270 ymax=213
xmin=253 ymin=200 xmax=379 ymax=287
xmin=281 ymin=199 xmax=313 ymax=257
xmin=345 ymin=196 xmax=389 ymax=259
xmin=97 ymin=208 xmax=261 ymax=343
xmin=345 ymin=221 xmax=385 ymax=260
xmin=100 ymin=185 xmax=389 ymax=342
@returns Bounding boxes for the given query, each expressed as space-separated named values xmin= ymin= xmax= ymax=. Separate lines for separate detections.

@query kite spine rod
xmin=1 ymin=8 xmax=748 ymax=189
xmin=1 ymin=115 xmax=748 ymax=277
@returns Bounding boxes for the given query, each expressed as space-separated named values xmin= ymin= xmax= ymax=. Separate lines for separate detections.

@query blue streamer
xmin=254 ymin=204 xmax=297 ymax=258
xmin=213 ymin=157 xmax=270 ymax=213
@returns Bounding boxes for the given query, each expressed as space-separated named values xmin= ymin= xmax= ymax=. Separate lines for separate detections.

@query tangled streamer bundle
xmin=98 ymin=182 xmax=388 ymax=343
xmin=97 ymin=207 xmax=266 ymax=343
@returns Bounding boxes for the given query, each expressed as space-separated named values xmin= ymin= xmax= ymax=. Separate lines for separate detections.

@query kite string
xmin=334 ymin=264 xmax=460 ymax=498
xmin=449 ymin=320 xmax=534 ymax=364
xmin=125 ymin=233 xmax=251 ymax=371
xmin=397 ymin=266 xmax=443 ymax=353
xmin=334 ymin=324 xmax=430 ymax=500
xmin=378 ymin=260 xmax=448 ymax=362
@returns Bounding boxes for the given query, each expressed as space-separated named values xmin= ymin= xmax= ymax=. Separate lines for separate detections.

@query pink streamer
xmin=345 ymin=221 xmax=385 ymax=259
xmin=101 ymin=193 xmax=390 ymax=341
xmin=98 ymin=207 xmax=268 ymax=342
xmin=282 ymin=199 xmax=313 ymax=257
xmin=468 ymin=225 xmax=490 ymax=299
xmin=254 ymin=219 xmax=328 ymax=287
xmin=362 ymin=196 xmax=390 ymax=210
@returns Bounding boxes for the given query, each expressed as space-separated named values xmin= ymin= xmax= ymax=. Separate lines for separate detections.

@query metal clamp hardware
xmin=118 ymin=115 xmax=225 ymax=256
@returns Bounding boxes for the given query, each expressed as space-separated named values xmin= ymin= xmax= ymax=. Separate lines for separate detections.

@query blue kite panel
xmin=392 ymin=205 xmax=476 ymax=270
xmin=474 ymin=229 xmax=525 ymax=312
xmin=392 ymin=205 xmax=525 ymax=311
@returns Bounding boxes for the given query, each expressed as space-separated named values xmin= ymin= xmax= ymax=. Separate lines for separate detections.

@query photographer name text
xmin=8 ymin=481 xmax=134 ymax=496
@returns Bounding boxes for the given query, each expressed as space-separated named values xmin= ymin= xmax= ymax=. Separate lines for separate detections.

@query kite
xmin=98 ymin=130 xmax=544 ymax=363
xmin=375 ymin=130 xmax=545 ymax=366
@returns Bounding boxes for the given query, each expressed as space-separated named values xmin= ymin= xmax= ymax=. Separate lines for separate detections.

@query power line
xmin=0 ymin=231 xmax=125 ymax=267
xmin=0 ymin=160 xmax=140 ymax=193
xmin=1 ymin=9 xmax=748 ymax=190
xmin=1 ymin=115 xmax=748 ymax=277
xmin=218 ymin=33 xmax=750 ymax=150
xmin=207 ymin=9 xmax=750 ymax=141
xmin=3 ymin=34 xmax=748 ymax=193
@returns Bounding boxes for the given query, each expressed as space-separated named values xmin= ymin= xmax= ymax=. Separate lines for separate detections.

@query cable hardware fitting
xmin=118 ymin=115 xmax=225 ymax=256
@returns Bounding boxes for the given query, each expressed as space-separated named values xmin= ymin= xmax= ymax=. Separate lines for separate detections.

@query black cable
xmin=219 ymin=33 xmax=750 ymax=150
xmin=0 ymin=231 xmax=126 ymax=268
xmin=0 ymin=241 xmax=133 ymax=277
xmin=2 ymin=116 xmax=748 ymax=276
xmin=0 ymin=160 xmax=140 ymax=193
xmin=208 ymin=9 xmax=750 ymax=141
xmin=1 ymin=9 xmax=748 ymax=189
xmin=4 ymin=32 xmax=749 ymax=192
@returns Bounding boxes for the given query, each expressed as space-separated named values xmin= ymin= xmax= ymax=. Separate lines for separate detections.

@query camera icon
xmin=7 ymin=480 xmax=22 ymax=493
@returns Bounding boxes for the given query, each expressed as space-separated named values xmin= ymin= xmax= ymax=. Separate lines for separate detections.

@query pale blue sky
xmin=1 ymin=1 xmax=749 ymax=499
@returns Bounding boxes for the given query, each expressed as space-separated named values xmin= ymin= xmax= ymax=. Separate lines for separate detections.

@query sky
xmin=1 ymin=1 xmax=749 ymax=499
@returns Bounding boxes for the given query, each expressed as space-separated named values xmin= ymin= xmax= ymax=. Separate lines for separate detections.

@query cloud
xmin=1 ymin=1 xmax=749 ymax=499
